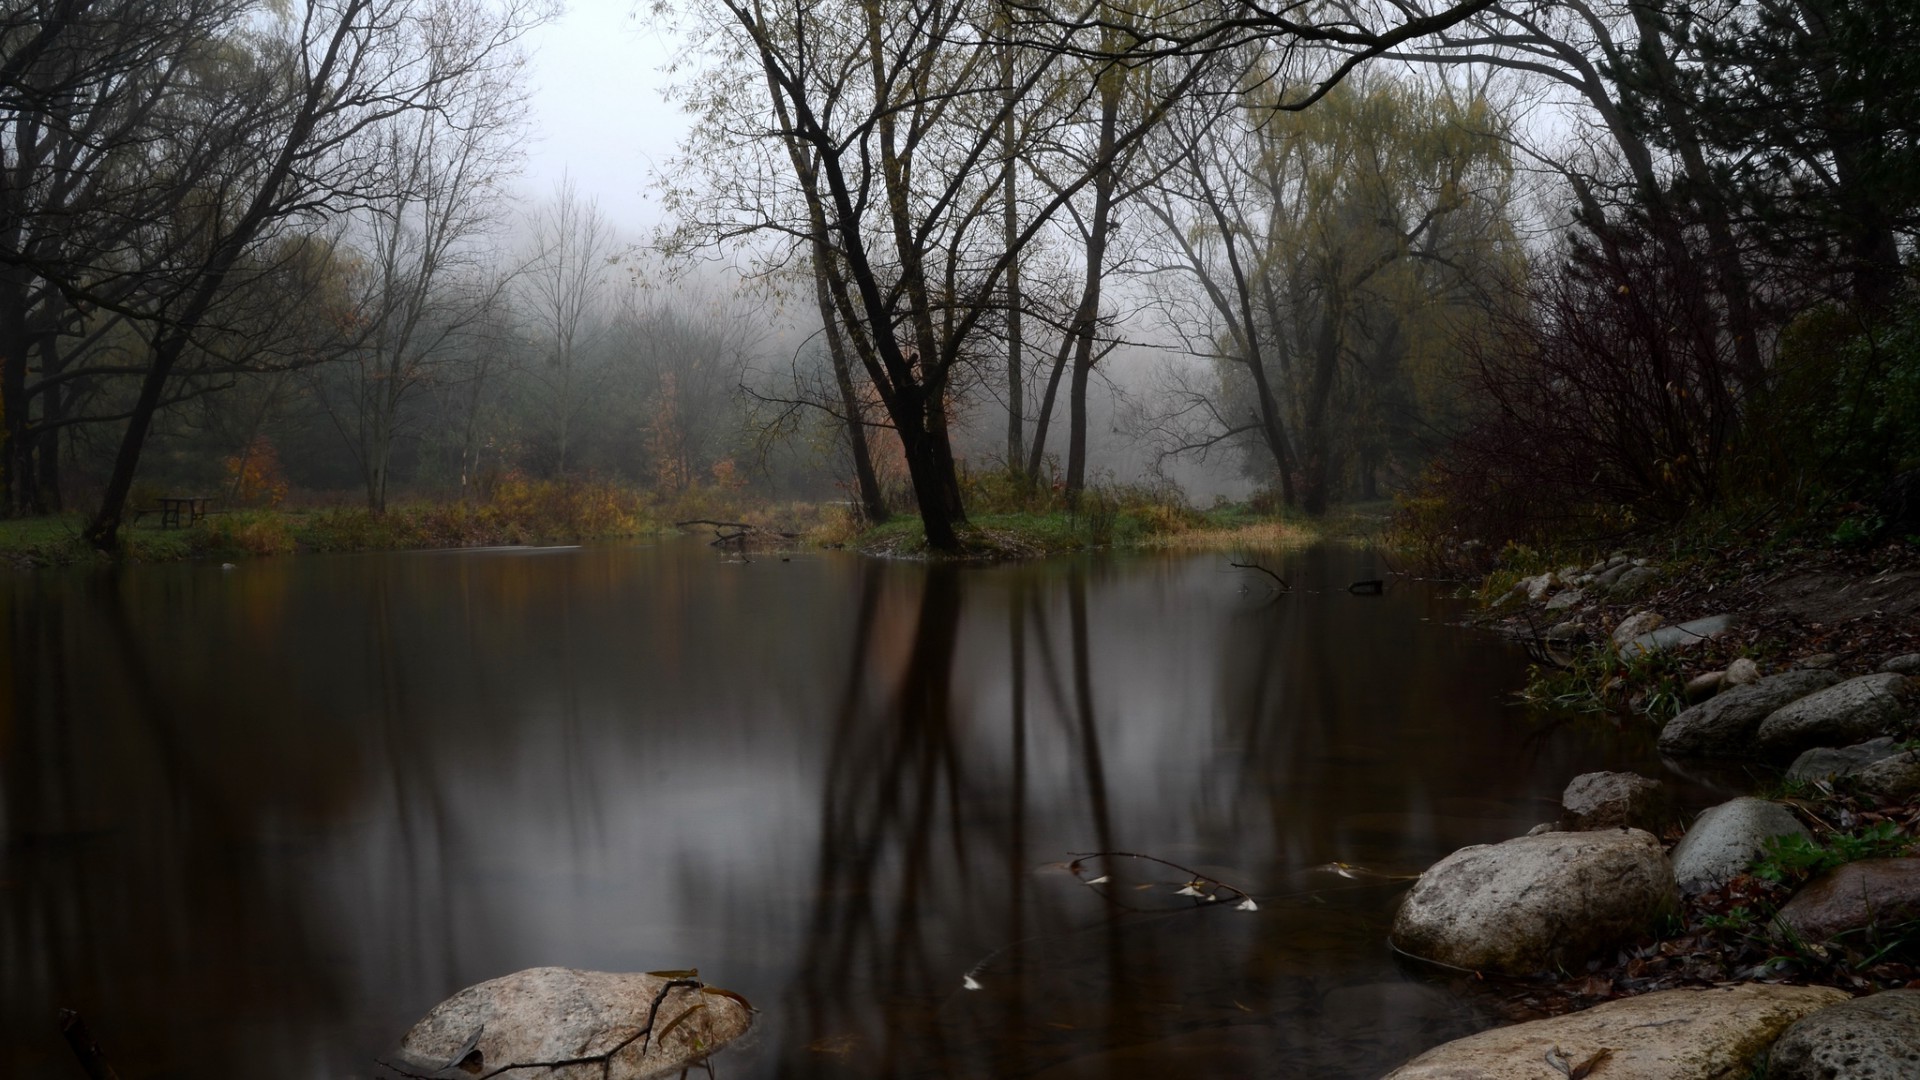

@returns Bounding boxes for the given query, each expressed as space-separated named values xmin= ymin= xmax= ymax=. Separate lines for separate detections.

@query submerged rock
xmin=1767 ymin=989 xmax=1920 ymax=1080
xmin=1560 ymin=771 xmax=1668 ymax=833
xmin=1658 ymin=669 xmax=1841 ymax=757
xmin=1772 ymin=858 xmax=1920 ymax=944
xmin=1755 ymin=673 xmax=1911 ymax=759
xmin=390 ymin=967 xmax=753 ymax=1080
xmin=1389 ymin=829 xmax=1673 ymax=976
xmin=1669 ymin=797 xmax=1810 ymax=894
xmin=1381 ymin=984 xmax=1847 ymax=1079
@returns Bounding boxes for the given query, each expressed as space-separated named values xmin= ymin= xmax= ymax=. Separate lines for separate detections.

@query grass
xmin=847 ymin=497 xmax=1392 ymax=559
xmin=0 ymin=477 xmax=672 ymax=567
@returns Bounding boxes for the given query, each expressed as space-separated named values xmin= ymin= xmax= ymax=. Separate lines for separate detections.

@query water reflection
xmin=3 ymin=544 xmax=1683 ymax=1078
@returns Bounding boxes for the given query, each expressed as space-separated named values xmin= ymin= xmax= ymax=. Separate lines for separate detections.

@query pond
xmin=3 ymin=540 xmax=1686 ymax=1078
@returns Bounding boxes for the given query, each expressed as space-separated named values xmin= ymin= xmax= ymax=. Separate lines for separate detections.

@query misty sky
xmin=518 ymin=3 xmax=687 ymax=233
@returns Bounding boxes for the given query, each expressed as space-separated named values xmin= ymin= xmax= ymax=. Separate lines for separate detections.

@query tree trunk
xmin=1299 ymin=297 xmax=1344 ymax=516
xmin=1063 ymin=68 xmax=1121 ymax=502
xmin=1001 ymin=39 xmax=1025 ymax=475
xmin=811 ymin=246 xmax=886 ymax=522
xmin=0 ymin=279 xmax=28 ymax=518
xmin=34 ymin=381 xmax=61 ymax=512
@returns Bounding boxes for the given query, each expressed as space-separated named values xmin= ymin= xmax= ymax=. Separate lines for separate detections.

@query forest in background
xmin=2 ymin=0 xmax=1914 ymax=555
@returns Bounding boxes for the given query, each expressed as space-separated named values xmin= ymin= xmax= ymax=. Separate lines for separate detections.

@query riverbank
xmin=845 ymin=499 xmax=1392 ymax=559
xmin=1 ymin=491 xmax=1396 ymax=569
xmin=1382 ymin=520 xmax=1920 ymax=1075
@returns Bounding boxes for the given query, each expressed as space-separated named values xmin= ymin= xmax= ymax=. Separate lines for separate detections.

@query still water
xmin=4 ymin=541 xmax=1679 ymax=1077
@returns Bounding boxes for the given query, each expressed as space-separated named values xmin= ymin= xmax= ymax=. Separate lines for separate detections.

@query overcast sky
xmin=515 ymin=2 xmax=690 ymax=235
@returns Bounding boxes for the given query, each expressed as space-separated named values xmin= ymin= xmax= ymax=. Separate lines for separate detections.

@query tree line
xmin=7 ymin=0 xmax=1915 ymax=552
xmin=1 ymin=0 xmax=778 ymax=550
xmin=668 ymin=0 xmax=1915 ymax=548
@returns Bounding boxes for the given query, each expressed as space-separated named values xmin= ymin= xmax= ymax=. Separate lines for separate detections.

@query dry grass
xmin=1141 ymin=519 xmax=1321 ymax=550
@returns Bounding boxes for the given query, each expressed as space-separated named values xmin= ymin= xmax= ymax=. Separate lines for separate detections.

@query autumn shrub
xmin=485 ymin=473 xmax=649 ymax=542
xmin=223 ymin=436 xmax=290 ymax=508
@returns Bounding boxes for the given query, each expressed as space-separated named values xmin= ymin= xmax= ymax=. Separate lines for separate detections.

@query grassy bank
xmin=0 ymin=477 xmax=684 ymax=568
xmin=841 ymin=497 xmax=1393 ymax=559
xmin=2 ymin=483 xmax=1396 ymax=570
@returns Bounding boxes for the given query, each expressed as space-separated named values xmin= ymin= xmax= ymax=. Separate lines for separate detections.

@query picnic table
xmin=155 ymin=496 xmax=211 ymax=528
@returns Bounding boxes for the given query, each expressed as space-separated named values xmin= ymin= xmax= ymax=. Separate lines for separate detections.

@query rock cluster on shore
xmin=1384 ymin=765 xmax=1920 ymax=1076
xmin=1391 ymin=552 xmax=1920 ymax=1076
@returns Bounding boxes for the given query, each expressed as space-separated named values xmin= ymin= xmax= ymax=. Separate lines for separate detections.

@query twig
xmin=1229 ymin=561 xmax=1290 ymax=591
xmin=58 ymin=1010 xmax=122 ymax=1080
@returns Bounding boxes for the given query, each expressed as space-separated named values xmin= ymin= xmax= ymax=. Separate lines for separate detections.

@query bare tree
xmin=71 ymin=0 xmax=550 ymax=549
xmin=522 ymin=175 xmax=615 ymax=477
xmin=313 ymin=51 xmax=529 ymax=512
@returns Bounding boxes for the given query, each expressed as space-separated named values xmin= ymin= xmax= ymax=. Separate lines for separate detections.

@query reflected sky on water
xmin=3 ymin=542 xmax=1686 ymax=1077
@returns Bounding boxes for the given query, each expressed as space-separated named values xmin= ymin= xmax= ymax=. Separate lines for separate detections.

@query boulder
xmin=1725 ymin=657 xmax=1761 ymax=686
xmin=1544 ymin=587 xmax=1585 ymax=612
xmin=1545 ymin=620 xmax=1586 ymax=642
xmin=1525 ymin=573 xmax=1556 ymax=602
xmin=1855 ymin=752 xmax=1920 ymax=798
xmin=1594 ymin=562 xmax=1630 ymax=590
xmin=1389 ymin=829 xmax=1674 ymax=975
xmin=390 ymin=967 xmax=753 ymax=1080
xmin=1560 ymin=771 xmax=1669 ymax=833
xmin=1767 ymin=990 xmax=1920 ymax=1080
xmin=1787 ymin=737 xmax=1905 ymax=782
xmin=1772 ymin=858 xmax=1920 ymax=944
xmin=1658 ymin=670 xmax=1842 ymax=757
xmin=1610 ymin=565 xmax=1660 ymax=595
xmin=1684 ymin=671 xmax=1725 ymax=701
xmin=1381 ymin=984 xmax=1848 ymax=1080
xmin=1755 ymin=673 xmax=1911 ymax=760
xmin=1798 ymin=652 xmax=1840 ymax=669
xmin=1612 ymin=610 xmax=1665 ymax=648
xmin=1669 ymin=797 xmax=1810 ymax=894
xmin=1621 ymin=614 xmax=1736 ymax=658
xmin=1884 ymin=653 xmax=1920 ymax=676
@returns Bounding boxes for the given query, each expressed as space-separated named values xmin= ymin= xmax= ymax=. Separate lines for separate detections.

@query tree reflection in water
xmin=776 ymin=555 xmax=1507 ymax=1080
xmin=1 ymin=545 xmax=1673 ymax=1079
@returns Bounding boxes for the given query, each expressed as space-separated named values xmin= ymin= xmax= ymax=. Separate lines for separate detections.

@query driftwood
xmin=1229 ymin=561 xmax=1291 ymax=591
xmin=673 ymin=519 xmax=800 ymax=548
xmin=58 ymin=1009 xmax=122 ymax=1080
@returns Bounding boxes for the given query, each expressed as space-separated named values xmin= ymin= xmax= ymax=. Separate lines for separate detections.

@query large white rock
xmin=1382 ymin=984 xmax=1849 ymax=1079
xmin=1755 ymin=673 xmax=1912 ymax=759
xmin=390 ymin=967 xmax=753 ymax=1080
xmin=1669 ymin=797 xmax=1810 ymax=894
xmin=1389 ymin=829 xmax=1674 ymax=975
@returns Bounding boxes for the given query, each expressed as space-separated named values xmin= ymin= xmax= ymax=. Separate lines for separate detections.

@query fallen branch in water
xmin=674 ymin=518 xmax=800 ymax=550
xmin=58 ymin=1010 xmax=122 ymax=1080
xmin=1230 ymin=561 xmax=1290 ymax=591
